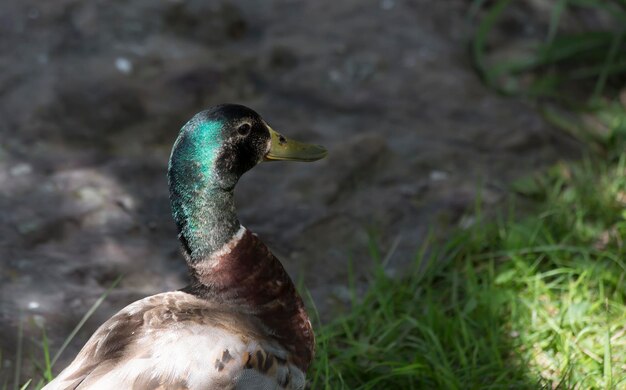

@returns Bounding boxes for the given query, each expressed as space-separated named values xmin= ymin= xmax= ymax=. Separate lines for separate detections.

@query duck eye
xmin=237 ymin=123 xmax=251 ymax=136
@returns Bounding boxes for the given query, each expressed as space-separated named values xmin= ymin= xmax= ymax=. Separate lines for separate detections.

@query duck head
xmin=168 ymin=104 xmax=326 ymax=260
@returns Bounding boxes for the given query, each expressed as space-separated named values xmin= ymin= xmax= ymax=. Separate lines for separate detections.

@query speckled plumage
xmin=44 ymin=105 xmax=325 ymax=390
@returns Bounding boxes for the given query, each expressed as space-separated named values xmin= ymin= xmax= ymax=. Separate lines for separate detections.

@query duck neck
xmin=168 ymin=118 xmax=244 ymax=261
xmin=170 ymin=180 xmax=241 ymax=261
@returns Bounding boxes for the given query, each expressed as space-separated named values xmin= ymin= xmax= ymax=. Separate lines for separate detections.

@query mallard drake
xmin=44 ymin=104 xmax=327 ymax=390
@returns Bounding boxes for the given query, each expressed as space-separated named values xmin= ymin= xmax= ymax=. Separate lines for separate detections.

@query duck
xmin=43 ymin=104 xmax=327 ymax=390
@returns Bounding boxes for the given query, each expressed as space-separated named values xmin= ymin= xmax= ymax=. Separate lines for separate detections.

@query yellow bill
xmin=264 ymin=126 xmax=327 ymax=162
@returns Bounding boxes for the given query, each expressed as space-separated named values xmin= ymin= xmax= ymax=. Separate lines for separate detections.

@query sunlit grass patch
xmin=493 ymin=244 xmax=626 ymax=388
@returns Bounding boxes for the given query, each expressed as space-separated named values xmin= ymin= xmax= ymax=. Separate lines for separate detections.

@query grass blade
xmin=40 ymin=328 xmax=52 ymax=382
xmin=13 ymin=317 xmax=23 ymax=390
xmin=18 ymin=380 xmax=31 ymax=390
xmin=593 ymin=29 xmax=625 ymax=100
xmin=49 ymin=276 xmax=122 ymax=369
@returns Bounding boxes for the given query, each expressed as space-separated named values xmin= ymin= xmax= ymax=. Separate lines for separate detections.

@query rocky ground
xmin=0 ymin=0 xmax=581 ymax=381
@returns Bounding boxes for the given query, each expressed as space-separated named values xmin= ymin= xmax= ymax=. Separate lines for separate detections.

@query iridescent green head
xmin=168 ymin=104 xmax=327 ymax=258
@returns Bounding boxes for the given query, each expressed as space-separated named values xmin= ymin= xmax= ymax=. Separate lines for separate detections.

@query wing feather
xmin=44 ymin=292 xmax=306 ymax=390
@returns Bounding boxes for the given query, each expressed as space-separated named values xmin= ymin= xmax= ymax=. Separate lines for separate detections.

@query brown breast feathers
xmin=187 ymin=229 xmax=315 ymax=371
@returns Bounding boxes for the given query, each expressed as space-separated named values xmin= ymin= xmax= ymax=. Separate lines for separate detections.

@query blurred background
xmin=1 ymin=0 xmax=626 ymax=388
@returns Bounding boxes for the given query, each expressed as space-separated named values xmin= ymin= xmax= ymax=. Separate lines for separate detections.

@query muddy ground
xmin=0 ymin=0 xmax=582 ymax=382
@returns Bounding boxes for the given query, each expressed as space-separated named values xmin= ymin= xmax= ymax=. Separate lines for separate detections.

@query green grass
xmin=311 ymin=155 xmax=626 ymax=389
